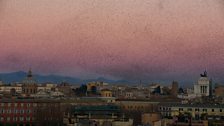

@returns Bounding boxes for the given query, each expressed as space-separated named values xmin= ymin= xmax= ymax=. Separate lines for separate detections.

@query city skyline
xmin=1 ymin=0 xmax=224 ymax=84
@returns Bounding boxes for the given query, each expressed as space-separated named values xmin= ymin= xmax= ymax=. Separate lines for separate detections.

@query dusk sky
xmin=0 ymin=0 xmax=224 ymax=84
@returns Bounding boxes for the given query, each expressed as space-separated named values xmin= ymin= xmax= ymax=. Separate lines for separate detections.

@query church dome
xmin=22 ymin=69 xmax=37 ymax=85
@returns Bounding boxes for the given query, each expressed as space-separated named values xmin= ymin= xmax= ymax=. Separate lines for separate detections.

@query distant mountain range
xmin=0 ymin=71 xmax=210 ymax=86
xmin=0 ymin=71 xmax=131 ymax=84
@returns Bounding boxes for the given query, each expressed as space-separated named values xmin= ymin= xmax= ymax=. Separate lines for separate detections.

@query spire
xmin=27 ymin=68 xmax=33 ymax=78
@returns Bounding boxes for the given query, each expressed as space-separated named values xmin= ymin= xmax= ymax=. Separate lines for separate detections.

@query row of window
xmin=103 ymin=93 xmax=112 ymax=97
xmin=160 ymin=107 xmax=223 ymax=113
xmin=0 ymin=109 xmax=32 ymax=114
xmin=160 ymin=107 xmax=171 ymax=111
xmin=161 ymin=112 xmax=171 ymax=117
xmin=1 ymin=103 xmax=37 ymax=107
xmin=179 ymin=108 xmax=223 ymax=112
xmin=123 ymin=105 xmax=145 ymax=109
xmin=22 ymin=88 xmax=37 ymax=93
xmin=0 ymin=117 xmax=32 ymax=122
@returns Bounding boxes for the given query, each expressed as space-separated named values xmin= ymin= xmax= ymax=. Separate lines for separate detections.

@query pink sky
xmin=0 ymin=0 xmax=224 ymax=83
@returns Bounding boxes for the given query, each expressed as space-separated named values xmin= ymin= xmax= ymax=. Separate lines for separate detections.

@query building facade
xmin=194 ymin=71 xmax=212 ymax=97
xmin=100 ymin=89 xmax=113 ymax=97
xmin=64 ymin=105 xmax=133 ymax=126
xmin=215 ymin=85 xmax=224 ymax=97
xmin=0 ymin=99 xmax=62 ymax=126
xmin=159 ymin=103 xmax=224 ymax=120
xmin=0 ymin=100 xmax=36 ymax=125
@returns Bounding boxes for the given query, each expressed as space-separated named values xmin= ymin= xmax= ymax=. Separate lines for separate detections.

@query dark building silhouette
xmin=171 ymin=81 xmax=179 ymax=97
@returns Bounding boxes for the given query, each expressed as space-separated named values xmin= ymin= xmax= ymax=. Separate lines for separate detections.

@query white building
xmin=37 ymin=83 xmax=57 ymax=92
xmin=0 ymin=85 xmax=22 ymax=93
xmin=194 ymin=71 xmax=211 ymax=97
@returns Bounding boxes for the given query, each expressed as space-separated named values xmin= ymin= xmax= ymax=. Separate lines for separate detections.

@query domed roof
xmin=22 ymin=69 xmax=37 ymax=85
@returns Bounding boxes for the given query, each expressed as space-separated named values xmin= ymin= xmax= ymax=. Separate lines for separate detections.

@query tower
xmin=27 ymin=68 xmax=33 ymax=78
xmin=171 ymin=81 xmax=178 ymax=97
xmin=209 ymin=78 xmax=213 ymax=97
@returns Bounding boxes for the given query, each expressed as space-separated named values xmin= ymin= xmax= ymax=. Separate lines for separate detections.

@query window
xmin=27 ymin=103 xmax=31 ymax=107
xmin=1 ymin=103 xmax=4 ymax=107
xmin=212 ymin=109 xmax=214 ymax=112
xmin=20 ymin=103 xmax=24 ymax=107
xmin=188 ymin=108 xmax=192 ymax=111
xmin=20 ymin=117 xmax=24 ymax=121
xmin=8 ymin=103 xmax=11 ymax=107
xmin=0 ymin=117 xmax=4 ymax=121
xmin=195 ymin=108 xmax=199 ymax=111
xmin=220 ymin=109 xmax=222 ymax=112
xmin=26 ymin=117 xmax=30 ymax=121
xmin=179 ymin=108 xmax=183 ymax=111
xmin=168 ymin=113 xmax=171 ymax=117
xmin=7 ymin=109 xmax=11 ymax=114
xmin=13 ymin=117 xmax=17 ymax=121
xmin=33 ymin=103 xmax=37 ymax=107
xmin=7 ymin=117 xmax=10 ymax=121
xmin=14 ymin=103 xmax=18 ymax=107
xmin=203 ymin=109 xmax=207 ymax=112
xmin=20 ymin=110 xmax=25 ymax=114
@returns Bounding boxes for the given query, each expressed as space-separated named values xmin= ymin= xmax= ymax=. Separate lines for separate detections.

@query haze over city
xmin=1 ymin=0 xmax=224 ymax=84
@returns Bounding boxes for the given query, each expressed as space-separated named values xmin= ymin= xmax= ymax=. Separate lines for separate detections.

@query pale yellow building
xmin=116 ymin=100 xmax=159 ymax=112
xmin=87 ymin=82 xmax=108 ymax=92
xmin=142 ymin=113 xmax=161 ymax=125
xmin=100 ymin=89 xmax=112 ymax=97
xmin=0 ymin=86 xmax=22 ymax=93
xmin=159 ymin=103 xmax=224 ymax=119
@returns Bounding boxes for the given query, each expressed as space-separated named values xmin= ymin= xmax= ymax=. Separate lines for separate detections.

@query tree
xmin=200 ymin=113 xmax=208 ymax=120
xmin=75 ymin=85 xmax=87 ymax=96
